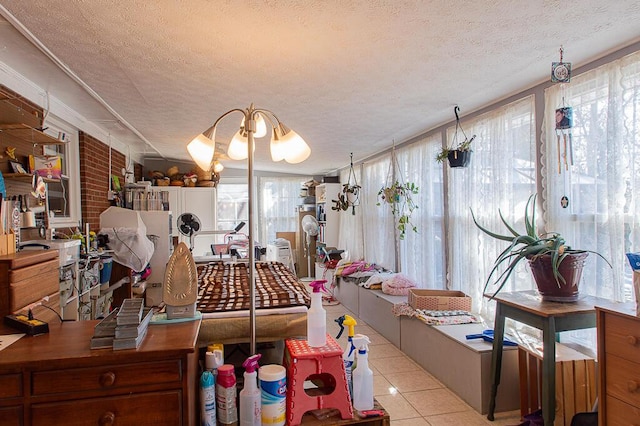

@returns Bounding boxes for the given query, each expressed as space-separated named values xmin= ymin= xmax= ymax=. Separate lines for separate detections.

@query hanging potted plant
xmin=435 ymin=105 xmax=475 ymax=168
xmin=376 ymin=147 xmax=419 ymax=240
xmin=332 ymin=153 xmax=361 ymax=215
xmin=471 ymin=194 xmax=611 ymax=301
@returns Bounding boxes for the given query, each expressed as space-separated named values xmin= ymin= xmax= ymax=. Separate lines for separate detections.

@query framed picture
xmin=9 ymin=160 xmax=28 ymax=174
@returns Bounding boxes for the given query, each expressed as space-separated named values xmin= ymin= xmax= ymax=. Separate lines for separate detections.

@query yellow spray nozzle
xmin=343 ymin=314 xmax=357 ymax=337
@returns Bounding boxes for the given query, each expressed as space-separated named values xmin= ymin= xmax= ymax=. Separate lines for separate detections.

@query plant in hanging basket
xmin=331 ymin=152 xmax=361 ymax=215
xmin=470 ymin=194 xmax=611 ymax=301
xmin=435 ymin=105 xmax=475 ymax=168
xmin=332 ymin=182 xmax=361 ymax=215
xmin=376 ymin=180 xmax=419 ymax=239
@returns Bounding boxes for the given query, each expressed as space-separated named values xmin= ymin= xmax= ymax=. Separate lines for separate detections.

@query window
xmin=258 ymin=176 xmax=309 ymax=245
xmin=216 ymin=182 xmax=248 ymax=235
xmin=42 ymin=115 xmax=81 ymax=227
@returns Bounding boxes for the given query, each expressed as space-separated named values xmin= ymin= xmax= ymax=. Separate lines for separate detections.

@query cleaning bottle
xmin=200 ymin=370 xmax=217 ymax=426
xmin=352 ymin=335 xmax=373 ymax=411
xmin=239 ymin=354 xmax=262 ymax=426
xmin=217 ymin=364 xmax=238 ymax=425
xmin=335 ymin=314 xmax=357 ymax=399
xmin=307 ymin=280 xmax=327 ymax=347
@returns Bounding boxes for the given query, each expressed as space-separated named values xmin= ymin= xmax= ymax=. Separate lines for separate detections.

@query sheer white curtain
xmin=542 ymin=50 xmax=640 ymax=302
xmin=447 ymin=96 xmax=536 ymax=313
xmin=338 ymin=165 xmax=364 ymax=261
xmin=258 ymin=176 xmax=309 ymax=245
xmin=362 ymin=156 xmax=396 ymax=270
xmin=396 ymin=135 xmax=445 ymax=287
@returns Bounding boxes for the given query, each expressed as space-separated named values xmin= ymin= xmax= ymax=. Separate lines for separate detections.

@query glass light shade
xmin=270 ymin=129 xmax=286 ymax=162
xmin=213 ymin=161 xmax=224 ymax=173
xmin=227 ymin=130 xmax=248 ymax=160
xmin=187 ymin=133 xmax=215 ymax=171
xmin=280 ymin=129 xmax=311 ymax=164
xmin=241 ymin=113 xmax=267 ymax=138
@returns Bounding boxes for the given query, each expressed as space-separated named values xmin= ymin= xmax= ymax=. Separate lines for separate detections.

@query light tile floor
xmin=322 ymin=302 xmax=523 ymax=426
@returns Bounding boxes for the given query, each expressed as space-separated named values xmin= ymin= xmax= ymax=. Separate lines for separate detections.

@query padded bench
xmin=332 ymin=278 xmax=520 ymax=414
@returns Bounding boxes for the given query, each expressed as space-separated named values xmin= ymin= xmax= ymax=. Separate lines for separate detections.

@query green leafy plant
xmin=435 ymin=135 xmax=475 ymax=163
xmin=377 ymin=181 xmax=419 ymax=239
xmin=470 ymin=194 xmax=610 ymax=298
xmin=332 ymin=183 xmax=361 ymax=215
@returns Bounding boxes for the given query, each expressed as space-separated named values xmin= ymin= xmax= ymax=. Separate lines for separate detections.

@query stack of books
xmin=113 ymin=298 xmax=152 ymax=351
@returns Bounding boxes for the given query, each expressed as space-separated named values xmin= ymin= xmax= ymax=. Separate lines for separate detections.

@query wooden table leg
xmin=541 ymin=317 xmax=557 ymax=426
xmin=487 ymin=302 xmax=506 ymax=421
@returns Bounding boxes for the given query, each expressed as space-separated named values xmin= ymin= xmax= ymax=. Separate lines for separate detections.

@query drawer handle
xmin=627 ymin=335 xmax=638 ymax=346
xmin=99 ymin=411 xmax=115 ymax=426
xmin=99 ymin=371 xmax=116 ymax=387
xmin=628 ymin=380 xmax=639 ymax=393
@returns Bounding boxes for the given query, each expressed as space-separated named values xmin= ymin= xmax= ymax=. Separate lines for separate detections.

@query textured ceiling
xmin=0 ymin=1 xmax=639 ymax=175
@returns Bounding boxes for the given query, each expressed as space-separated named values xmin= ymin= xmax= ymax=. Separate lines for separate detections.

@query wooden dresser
xmin=0 ymin=319 xmax=200 ymax=425
xmin=596 ymin=304 xmax=640 ymax=425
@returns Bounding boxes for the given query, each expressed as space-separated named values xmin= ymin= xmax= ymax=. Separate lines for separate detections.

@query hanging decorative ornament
xmin=551 ymin=46 xmax=572 ymax=83
xmin=555 ymin=101 xmax=574 ymax=174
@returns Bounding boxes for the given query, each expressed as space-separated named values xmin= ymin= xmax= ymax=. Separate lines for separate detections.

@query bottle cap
xmin=218 ymin=364 xmax=235 ymax=376
xmin=309 ymin=280 xmax=326 ymax=293
xmin=242 ymin=353 xmax=262 ymax=374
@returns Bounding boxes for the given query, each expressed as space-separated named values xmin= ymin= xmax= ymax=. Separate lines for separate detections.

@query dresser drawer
xmin=605 ymin=353 xmax=640 ymax=408
xmin=605 ymin=394 xmax=640 ymax=425
xmin=31 ymin=390 xmax=182 ymax=426
xmin=0 ymin=374 xmax=22 ymax=398
xmin=0 ymin=405 xmax=22 ymax=426
xmin=604 ymin=312 xmax=640 ymax=362
xmin=32 ymin=360 xmax=182 ymax=396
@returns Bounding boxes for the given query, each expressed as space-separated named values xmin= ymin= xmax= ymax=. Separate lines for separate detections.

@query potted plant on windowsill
xmin=471 ymin=194 xmax=611 ymax=301
xmin=377 ymin=180 xmax=419 ymax=240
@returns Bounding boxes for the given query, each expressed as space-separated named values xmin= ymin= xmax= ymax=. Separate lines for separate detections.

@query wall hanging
xmin=435 ymin=106 xmax=475 ymax=168
xmin=332 ymin=152 xmax=361 ymax=215
xmin=377 ymin=146 xmax=419 ymax=240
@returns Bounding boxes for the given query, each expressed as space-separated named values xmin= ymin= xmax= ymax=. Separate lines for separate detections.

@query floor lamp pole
xmin=247 ymin=121 xmax=256 ymax=356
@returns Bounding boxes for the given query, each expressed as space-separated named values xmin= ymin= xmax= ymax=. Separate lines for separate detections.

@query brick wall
xmin=78 ymin=133 xmax=141 ymax=230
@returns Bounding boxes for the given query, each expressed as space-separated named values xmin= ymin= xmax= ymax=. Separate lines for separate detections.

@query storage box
xmin=408 ymin=289 xmax=472 ymax=311
xmin=22 ymin=239 xmax=81 ymax=267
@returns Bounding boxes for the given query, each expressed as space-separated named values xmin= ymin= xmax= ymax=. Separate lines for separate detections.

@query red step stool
xmin=284 ymin=335 xmax=353 ymax=425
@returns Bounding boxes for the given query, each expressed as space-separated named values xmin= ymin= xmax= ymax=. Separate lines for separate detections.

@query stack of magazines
xmin=113 ymin=298 xmax=152 ymax=351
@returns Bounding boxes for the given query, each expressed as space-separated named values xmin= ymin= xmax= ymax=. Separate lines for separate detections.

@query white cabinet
xmin=315 ymin=183 xmax=340 ymax=249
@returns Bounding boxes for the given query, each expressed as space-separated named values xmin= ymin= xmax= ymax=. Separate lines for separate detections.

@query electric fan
xmin=177 ymin=213 xmax=202 ymax=251
xmin=301 ymin=215 xmax=320 ymax=278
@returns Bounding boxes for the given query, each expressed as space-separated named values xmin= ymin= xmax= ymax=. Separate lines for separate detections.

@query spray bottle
xmin=352 ymin=335 xmax=373 ymax=411
xmin=217 ymin=364 xmax=238 ymax=425
xmin=239 ymin=354 xmax=262 ymax=426
xmin=307 ymin=280 xmax=327 ymax=347
xmin=335 ymin=314 xmax=357 ymax=399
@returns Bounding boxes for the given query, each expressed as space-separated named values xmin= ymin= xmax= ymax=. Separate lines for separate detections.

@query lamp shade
xmin=240 ymin=113 xmax=268 ymax=138
xmin=213 ymin=161 xmax=224 ymax=173
xmin=270 ymin=128 xmax=286 ymax=162
xmin=187 ymin=133 xmax=215 ymax=171
xmin=280 ymin=128 xmax=311 ymax=163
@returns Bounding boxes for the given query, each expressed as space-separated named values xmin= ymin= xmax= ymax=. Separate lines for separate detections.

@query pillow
xmin=363 ymin=272 xmax=395 ymax=288
xmin=381 ymin=274 xmax=417 ymax=296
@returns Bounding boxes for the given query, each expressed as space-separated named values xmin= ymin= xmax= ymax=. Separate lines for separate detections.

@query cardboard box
xmin=408 ymin=289 xmax=472 ymax=311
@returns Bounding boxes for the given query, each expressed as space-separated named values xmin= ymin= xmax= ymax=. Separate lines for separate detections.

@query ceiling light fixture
xmin=186 ymin=103 xmax=311 ymax=355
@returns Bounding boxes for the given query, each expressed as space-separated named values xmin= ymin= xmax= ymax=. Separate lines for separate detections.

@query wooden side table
xmin=486 ymin=291 xmax=617 ymax=426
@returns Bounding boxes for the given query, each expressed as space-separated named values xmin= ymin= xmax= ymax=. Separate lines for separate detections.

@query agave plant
xmin=470 ymin=194 xmax=610 ymax=298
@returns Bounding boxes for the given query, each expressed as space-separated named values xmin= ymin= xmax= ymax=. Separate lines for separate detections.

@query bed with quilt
xmin=195 ymin=260 xmax=310 ymax=347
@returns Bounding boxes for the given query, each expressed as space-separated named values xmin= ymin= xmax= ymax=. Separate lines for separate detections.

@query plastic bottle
xmin=240 ymin=354 xmax=262 ymax=426
xmin=217 ymin=364 xmax=238 ymax=425
xmin=352 ymin=335 xmax=373 ymax=411
xmin=307 ymin=280 xmax=327 ymax=347
xmin=259 ymin=364 xmax=287 ymax=426
xmin=200 ymin=370 xmax=217 ymax=426
xmin=335 ymin=314 xmax=357 ymax=399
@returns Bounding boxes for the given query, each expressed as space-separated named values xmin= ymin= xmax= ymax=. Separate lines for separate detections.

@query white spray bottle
xmin=307 ymin=280 xmax=327 ymax=347
xmin=352 ymin=335 xmax=373 ymax=411
xmin=240 ymin=354 xmax=262 ymax=426
xmin=335 ymin=314 xmax=357 ymax=400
